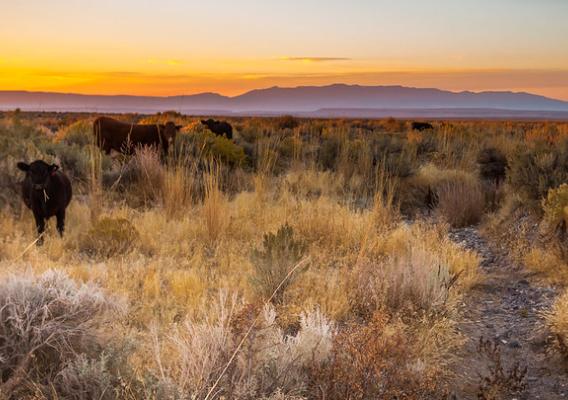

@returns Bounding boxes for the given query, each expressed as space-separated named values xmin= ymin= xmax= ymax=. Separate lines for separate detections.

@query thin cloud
xmin=279 ymin=56 xmax=351 ymax=63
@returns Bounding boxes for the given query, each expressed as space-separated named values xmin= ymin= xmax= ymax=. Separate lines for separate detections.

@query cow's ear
xmin=49 ymin=164 xmax=59 ymax=174
xmin=17 ymin=162 xmax=29 ymax=172
xmin=175 ymin=125 xmax=182 ymax=130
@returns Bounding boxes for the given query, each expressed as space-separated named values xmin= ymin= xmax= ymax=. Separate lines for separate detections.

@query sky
xmin=1 ymin=0 xmax=568 ymax=99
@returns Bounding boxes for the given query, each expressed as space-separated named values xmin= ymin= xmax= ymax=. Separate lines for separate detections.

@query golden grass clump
xmin=524 ymin=249 xmax=568 ymax=285
xmin=418 ymin=164 xmax=485 ymax=227
xmin=202 ymin=160 xmax=227 ymax=245
xmin=78 ymin=217 xmax=140 ymax=259
xmin=545 ymin=289 xmax=568 ymax=358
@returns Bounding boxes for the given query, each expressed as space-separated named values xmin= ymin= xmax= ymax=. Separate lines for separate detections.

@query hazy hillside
xmin=1 ymin=84 xmax=568 ymax=117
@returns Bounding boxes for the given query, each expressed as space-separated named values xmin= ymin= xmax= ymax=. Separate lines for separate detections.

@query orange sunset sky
xmin=1 ymin=0 xmax=568 ymax=100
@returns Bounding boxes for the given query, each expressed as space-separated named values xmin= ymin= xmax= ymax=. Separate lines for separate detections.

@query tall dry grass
xmin=545 ymin=289 xmax=568 ymax=360
xmin=203 ymin=159 xmax=227 ymax=245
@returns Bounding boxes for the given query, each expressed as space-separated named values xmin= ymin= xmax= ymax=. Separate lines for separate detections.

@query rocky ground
xmin=448 ymin=227 xmax=566 ymax=399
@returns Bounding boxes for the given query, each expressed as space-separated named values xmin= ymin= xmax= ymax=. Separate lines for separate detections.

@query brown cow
xmin=93 ymin=117 xmax=181 ymax=156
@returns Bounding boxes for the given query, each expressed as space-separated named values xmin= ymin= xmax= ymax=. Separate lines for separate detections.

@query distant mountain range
xmin=2 ymin=84 xmax=568 ymax=119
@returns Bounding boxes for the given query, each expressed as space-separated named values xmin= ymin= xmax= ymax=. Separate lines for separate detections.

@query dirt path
xmin=448 ymin=227 xmax=566 ymax=399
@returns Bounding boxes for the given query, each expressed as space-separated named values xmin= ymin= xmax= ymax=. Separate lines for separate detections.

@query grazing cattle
xmin=93 ymin=117 xmax=181 ymax=156
xmin=411 ymin=121 xmax=434 ymax=131
xmin=17 ymin=160 xmax=72 ymax=245
xmin=201 ymin=119 xmax=233 ymax=139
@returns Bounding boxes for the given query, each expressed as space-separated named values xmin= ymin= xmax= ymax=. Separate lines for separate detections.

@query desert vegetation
xmin=0 ymin=111 xmax=567 ymax=398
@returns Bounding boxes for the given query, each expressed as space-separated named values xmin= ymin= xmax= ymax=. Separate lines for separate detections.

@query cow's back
xmin=94 ymin=117 xmax=162 ymax=153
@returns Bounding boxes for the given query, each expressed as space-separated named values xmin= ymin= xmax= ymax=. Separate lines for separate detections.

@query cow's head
xmin=160 ymin=122 xmax=182 ymax=144
xmin=201 ymin=119 xmax=214 ymax=127
xmin=17 ymin=160 xmax=59 ymax=190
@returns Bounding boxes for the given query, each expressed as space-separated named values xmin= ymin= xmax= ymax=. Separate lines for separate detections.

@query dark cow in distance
xmin=201 ymin=119 xmax=233 ymax=139
xmin=17 ymin=160 xmax=72 ymax=245
xmin=411 ymin=121 xmax=434 ymax=131
xmin=94 ymin=117 xmax=181 ymax=156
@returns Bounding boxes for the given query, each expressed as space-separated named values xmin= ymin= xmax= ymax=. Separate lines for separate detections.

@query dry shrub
xmin=507 ymin=142 xmax=568 ymax=206
xmin=524 ymin=248 xmax=568 ymax=285
xmin=162 ymin=156 xmax=199 ymax=219
xmin=477 ymin=147 xmax=508 ymax=185
xmin=0 ymin=270 xmax=123 ymax=399
xmin=476 ymin=338 xmax=527 ymax=400
xmin=51 ymin=353 xmax=127 ymax=400
xmin=542 ymin=184 xmax=568 ymax=229
xmin=371 ymin=165 xmax=400 ymax=229
xmin=545 ymin=289 xmax=568 ymax=360
xmin=354 ymin=247 xmax=456 ymax=314
xmin=349 ymin=223 xmax=478 ymax=318
xmin=260 ymin=390 xmax=306 ymax=400
xmin=55 ymin=119 xmax=93 ymax=147
xmin=307 ymin=312 xmax=448 ymax=400
xmin=78 ymin=217 xmax=140 ymax=259
xmin=419 ymin=165 xmax=485 ymax=227
xmin=436 ymin=177 xmax=485 ymax=227
xmin=255 ymin=135 xmax=282 ymax=197
xmin=250 ymin=224 xmax=307 ymax=304
xmin=130 ymin=147 xmax=165 ymax=204
xmin=150 ymin=292 xmax=334 ymax=399
xmin=523 ymin=185 xmax=568 ymax=282
xmin=283 ymin=169 xmax=344 ymax=200
xmin=275 ymin=115 xmax=300 ymax=130
xmin=541 ymin=184 xmax=568 ymax=259
xmin=108 ymin=146 xmax=199 ymax=217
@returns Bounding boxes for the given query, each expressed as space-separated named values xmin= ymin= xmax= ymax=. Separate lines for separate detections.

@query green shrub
xmin=508 ymin=142 xmax=568 ymax=205
xmin=543 ymin=184 xmax=568 ymax=227
xmin=542 ymin=184 xmax=568 ymax=258
xmin=0 ymin=120 xmax=53 ymax=208
xmin=56 ymin=119 xmax=93 ymax=146
xmin=318 ymin=137 xmax=341 ymax=170
xmin=251 ymin=224 xmax=307 ymax=304
xmin=176 ymin=131 xmax=247 ymax=167
xmin=79 ymin=217 xmax=140 ymax=259
xmin=210 ymin=135 xmax=247 ymax=167
xmin=477 ymin=147 xmax=508 ymax=184
xmin=42 ymin=142 xmax=91 ymax=182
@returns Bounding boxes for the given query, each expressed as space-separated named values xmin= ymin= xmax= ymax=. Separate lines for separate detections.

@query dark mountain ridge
xmin=1 ymin=84 xmax=567 ymax=118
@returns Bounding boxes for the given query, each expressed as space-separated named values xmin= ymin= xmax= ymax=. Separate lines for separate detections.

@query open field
xmin=0 ymin=111 xmax=567 ymax=399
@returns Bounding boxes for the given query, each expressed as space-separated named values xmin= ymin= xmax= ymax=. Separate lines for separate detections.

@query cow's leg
xmin=56 ymin=209 xmax=66 ymax=237
xmin=34 ymin=212 xmax=45 ymax=245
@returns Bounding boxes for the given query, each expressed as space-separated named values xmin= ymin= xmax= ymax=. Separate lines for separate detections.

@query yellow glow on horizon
xmin=2 ymin=60 xmax=568 ymax=101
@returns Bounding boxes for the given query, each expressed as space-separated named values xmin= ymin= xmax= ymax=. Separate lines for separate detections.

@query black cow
xmin=411 ymin=121 xmax=434 ymax=131
xmin=201 ymin=119 xmax=233 ymax=139
xmin=17 ymin=160 xmax=72 ymax=245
